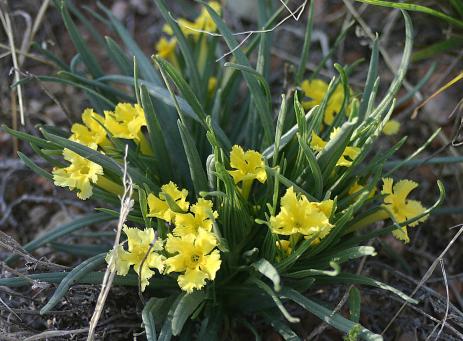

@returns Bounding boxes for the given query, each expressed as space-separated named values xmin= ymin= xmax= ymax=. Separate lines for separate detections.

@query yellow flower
xmin=147 ymin=182 xmax=189 ymax=223
xmin=382 ymin=178 xmax=428 ymax=243
xmin=383 ymin=119 xmax=401 ymax=136
xmin=165 ymin=228 xmax=221 ymax=293
xmin=270 ymin=187 xmax=333 ymax=242
xmin=105 ymin=226 xmax=165 ymax=291
xmin=70 ymin=108 xmax=107 ymax=147
xmin=301 ymin=79 xmax=349 ymax=125
xmin=310 ymin=129 xmax=360 ymax=167
xmin=208 ymin=77 xmax=217 ymax=95
xmin=193 ymin=1 xmax=221 ymax=33
xmin=174 ymin=198 xmax=218 ymax=236
xmin=276 ymin=240 xmax=292 ymax=258
xmin=156 ymin=37 xmax=177 ymax=59
xmin=228 ymin=145 xmax=267 ymax=184
xmin=53 ymin=147 xmax=103 ymax=200
xmin=155 ymin=36 xmax=178 ymax=66
xmin=163 ymin=1 xmax=221 ymax=39
xmin=348 ymin=181 xmax=375 ymax=198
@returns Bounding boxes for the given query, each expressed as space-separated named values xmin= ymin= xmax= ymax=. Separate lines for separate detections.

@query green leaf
xmin=95 ymin=208 xmax=144 ymax=225
xmin=305 ymin=246 xmax=377 ymax=268
xmin=262 ymin=312 xmax=300 ymax=341
xmin=252 ymin=258 xmax=281 ymax=292
xmin=14 ymin=75 xmax=116 ymax=107
xmin=5 ymin=213 xmax=113 ymax=265
xmin=17 ymin=152 xmax=53 ymax=181
xmin=152 ymin=0 xmax=202 ymax=96
xmin=171 ymin=291 xmax=205 ymax=336
xmin=272 ymin=95 xmax=288 ymax=167
xmin=358 ymin=38 xmax=379 ymax=121
xmin=295 ymin=0 xmax=314 ymax=83
xmin=284 ymin=261 xmax=340 ymax=278
xmin=40 ymin=253 xmax=106 ymax=314
xmin=202 ymin=1 xmax=274 ymax=146
xmin=263 ymin=106 xmax=318 ymax=159
xmin=2 ymin=124 xmax=59 ymax=150
xmin=355 ymin=0 xmax=463 ymax=29
xmin=143 ymin=298 xmax=159 ymax=341
xmin=97 ymin=3 xmax=160 ymax=84
xmin=178 ymin=120 xmax=210 ymax=195
xmin=50 ymin=242 xmax=111 ymax=256
xmin=318 ymin=273 xmax=417 ymax=304
xmin=40 ymin=129 xmax=159 ymax=191
xmin=155 ymin=57 xmax=207 ymax=124
xmin=140 ymin=85 xmax=173 ymax=184
xmin=59 ymin=0 xmax=103 ymax=78
xmin=385 ymin=128 xmax=441 ymax=176
xmin=105 ymin=36 xmax=132 ymax=76
xmin=369 ymin=10 xmax=413 ymax=119
xmin=396 ymin=63 xmax=436 ymax=106
xmin=297 ymin=134 xmax=323 ymax=199
xmin=282 ymin=288 xmax=382 ymax=341
xmin=317 ymin=121 xmax=356 ymax=179
xmin=198 ymin=306 xmax=223 ymax=341
xmin=348 ymin=287 xmax=361 ymax=323
xmin=0 ymin=271 xmax=139 ymax=287
xmin=250 ymin=277 xmax=299 ymax=323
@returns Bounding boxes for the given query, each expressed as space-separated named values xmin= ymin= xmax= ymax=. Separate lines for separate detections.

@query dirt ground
xmin=1 ymin=1 xmax=463 ymax=340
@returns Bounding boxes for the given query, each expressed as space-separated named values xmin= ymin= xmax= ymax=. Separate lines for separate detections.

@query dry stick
xmin=0 ymin=3 xmax=25 ymax=125
xmin=381 ymin=225 xmax=463 ymax=335
xmin=11 ymin=10 xmax=32 ymax=66
xmin=137 ymin=231 xmax=158 ymax=304
xmin=87 ymin=146 xmax=134 ymax=341
xmin=0 ymin=43 xmax=51 ymax=65
xmin=21 ymin=0 xmax=50 ymax=65
xmin=431 ymin=259 xmax=450 ymax=341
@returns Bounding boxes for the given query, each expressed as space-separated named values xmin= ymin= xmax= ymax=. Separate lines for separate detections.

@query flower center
xmin=191 ymin=254 xmax=201 ymax=263
xmin=80 ymin=166 xmax=90 ymax=175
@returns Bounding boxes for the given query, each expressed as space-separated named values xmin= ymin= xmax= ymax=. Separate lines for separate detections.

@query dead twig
xmin=87 ymin=145 xmax=133 ymax=341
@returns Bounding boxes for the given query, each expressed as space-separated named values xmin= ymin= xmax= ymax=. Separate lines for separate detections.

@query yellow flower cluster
xmin=270 ymin=187 xmax=334 ymax=251
xmin=310 ymin=129 xmax=360 ymax=167
xmin=301 ymin=79 xmax=350 ymax=125
xmin=106 ymin=226 xmax=165 ymax=291
xmin=146 ymin=182 xmax=221 ymax=293
xmin=107 ymin=182 xmax=221 ymax=293
xmin=52 ymin=103 xmax=148 ymax=200
xmin=382 ymin=178 xmax=427 ymax=243
xmin=156 ymin=1 xmax=221 ymax=65
xmin=228 ymin=145 xmax=267 ymax=198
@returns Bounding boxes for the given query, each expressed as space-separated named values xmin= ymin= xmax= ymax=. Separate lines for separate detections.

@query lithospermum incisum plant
xmin=1 ymin=1 xmax=446 ymax=340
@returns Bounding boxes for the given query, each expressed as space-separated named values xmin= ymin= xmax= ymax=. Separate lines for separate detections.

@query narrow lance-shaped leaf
xmin=201 ymin=1 xmax=274 ymax=147
xmin=178 ymin=120 xmax=210 ymax=195
xmin=59 ymin=0 xmax=103 ymax=78
xmin=40 ymin=253 xmax=106 ymax=314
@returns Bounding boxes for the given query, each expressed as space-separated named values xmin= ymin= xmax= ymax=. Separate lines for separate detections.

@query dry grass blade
xmin=23 ymin=328 xmax=89 ymax=341
xmin=381 ymin=225 xmax=463 ymax=335
xmin=0 ymin=2 xmax=25 ymax=125
xmin=425 ymin=259 xmax=450 ymax=341
xmin=86 ymin=145 xmax=134 ymax=341
xmin=412 ymin=71 xmax=463 ymax=119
